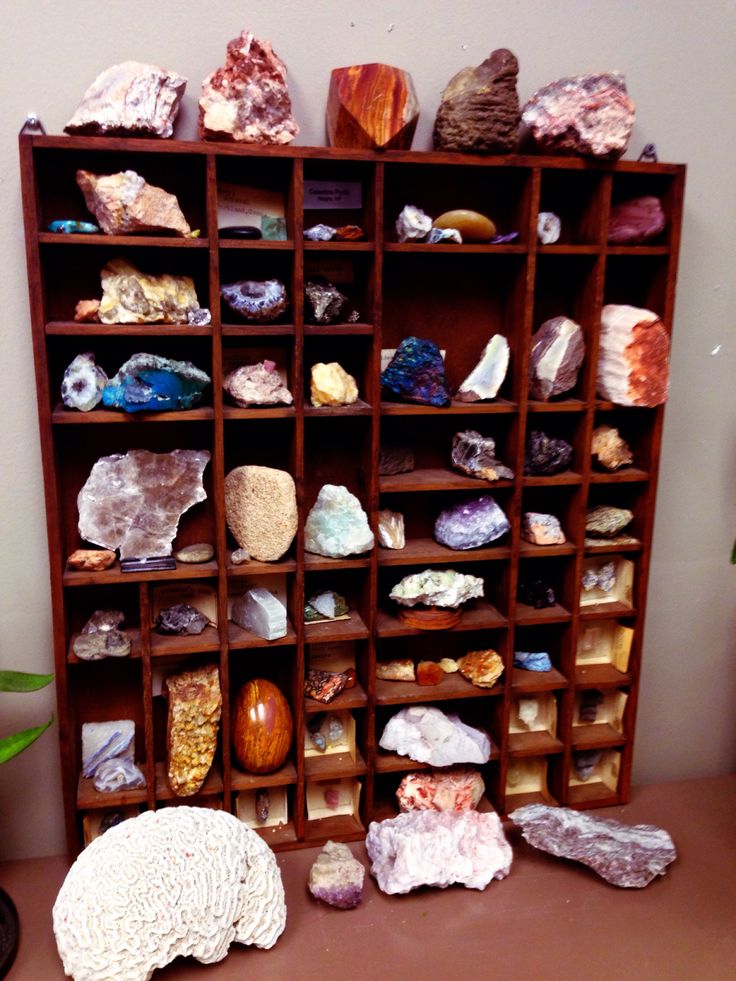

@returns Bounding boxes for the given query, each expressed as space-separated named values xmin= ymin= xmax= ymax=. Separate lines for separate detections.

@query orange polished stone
xmin=327 ymin=63 xmax=419 ymax=150
xmin=232 ymin=678 xmax=293 ymax=774
xmin=417 ymin=661 xmax=444 ymax=686
xmin=433 ymin=210 xmax=496 ymax=242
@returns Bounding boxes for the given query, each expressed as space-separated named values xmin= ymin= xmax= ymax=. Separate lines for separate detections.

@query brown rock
xmin=608 ymin=196 xmax=666 ymax=245
xmin=597 ymin=304 xmax=670 ymax=406
xmin=417 ymin=661 xmax=444 ymax=686
xmin=74 ymin=299 xmax=100 ymax=323
xmin=327 ymin=63 xmax=419 ymax=150
xmin=529 ymin=316 xmax=585 ymax=401
xmin=433 ymin=49 xmax=520 ymax=153
xmin=166 ymin=664 xmax=222 ymax=796
xmin=76 ymin=170 xmax=191 ymax=237
xmin=67 ymin=548 xmax=116 ymax=571
xmin=224 ymin=465 xmax=297 ymax=562
xmin=591 ymin=425 xmax=634 ymax=471
xmin=334 ymin=225 xmax=364 ymax=241
xmin=433 ymin=209 xmax=496 ymax=242
xmin=457 ymin=649 xmax=504 ymax=688
xmin=232 ymin=678 xmax=292 ymax=773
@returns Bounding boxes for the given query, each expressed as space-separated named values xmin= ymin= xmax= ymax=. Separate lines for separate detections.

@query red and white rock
xmin=529 ymin=316 xmax=585 ymax=400
xmin=396 ymin=768 xmax=485 ymax=813
xmin=597 ymin=304 xmax=670 ymax=406
xmin=608 ymin=196 xmax=666 ymax=244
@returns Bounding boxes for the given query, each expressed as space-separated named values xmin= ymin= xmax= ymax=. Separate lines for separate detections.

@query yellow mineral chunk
xmin=310 ymin=362 xmax=359 ymax=407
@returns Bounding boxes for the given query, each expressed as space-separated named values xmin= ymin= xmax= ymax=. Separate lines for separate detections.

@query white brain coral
xmin=53 ymin=806 xmax=286 ymax=980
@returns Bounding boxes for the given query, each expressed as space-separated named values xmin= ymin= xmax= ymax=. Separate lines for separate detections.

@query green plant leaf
xmin=0 ymin=716 xmax=54 ymax=764
xmin=0 ymin=670 xmax=54 ymax=692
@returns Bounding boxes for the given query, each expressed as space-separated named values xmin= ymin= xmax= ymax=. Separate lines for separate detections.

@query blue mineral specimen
xmin=102 ymin=353 xmax=210 ymax=412
xmin=48 ymin=219 xmax=99 ymax=234
xmin=514 ymin=651 xmax=553 ymax=672
xmin=381 ymin=336 xmax=451 ymax=407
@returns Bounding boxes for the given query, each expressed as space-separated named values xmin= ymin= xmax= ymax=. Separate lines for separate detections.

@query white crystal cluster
xmin=379 ymin=704 xmax=491 ymax=766
xmin=389 ymin=568 xmax=484 ymax=608
xmin=53 ymin=807 xmax=286 ymax=981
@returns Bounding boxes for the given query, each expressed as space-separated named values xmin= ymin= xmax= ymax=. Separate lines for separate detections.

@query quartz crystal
xmin=524 ymin=430 xmax=573 ymax=476
xmin=304 ymin=484 xmax=374 ymax=558
xmin=327 ymin=63 xmax=419 ymax=150
xmin=537 ymin=211 xmax=561 ymax=244
xmin=231 ymin=587 xmax=287 ymax=641
xmin=220 ymin=279 xmax=288 ymax=322
xmin=591 ymin=425 xmax=633 ymax=470
xmin=396 ymin=769 xmax=485 ymax=813
xmin=61 ymin=352 xmax=108 ymax=411
xmin=586 ymin=505 xmax=634 ymax=537
xmin=73 ymin=610 xmax=131 ymax=661
xmin=308 ymin=841 xmax=365 ymax=909
xmin=310 ymin=362 xmax=359 ymax=407
xmin=456 ymin=334 xmax=510 ymax=402
xmin=376 ymin=659 xmax=416 ymax=682
xmin=98 ymin=259 xmax=203 ymax=325
xmin=78 ymin=448 xmax=210 ymax=560
xmin=529 ymin=316 xmax=585 ymax=400
xmin=379 ymin=705 xmax=491 ymax=766
xmin=514 ymin=651 xmax=553 ymax=672
xmin=510 ymin=804 xmax=677 ymax=888
xmin=522 ymin=512 xmax=566 ymax=545
xmin=224 ymin=466 xmax=297 ymax=562
xmin=457 ymin=649 xmax=504 ymax=688
xmin=305 ymin=278 xmax=356 ymax=325
xmin=223 ymin=360 xmax=293 ymax=408
xmin=93 ymin=758 xmax=146 ymax=793
xmin=76 ymin=169 xmax=191 ymax=236
xmin=395 ymin=204 xmax=432 ymax=243
xmin=366 ymin=810 xmax=512 ymax=894
xmin=434 ymin=495 xmax=510 ymax=550
xmin=82 ymin=720 xmax=134 ymax=778
xmin=433 ymin=209 xmax=496 ymax=242
xmin=156 ymin=603 xmax=208 ymax=636
xmin=451 ymin=430 xmax=514 ymax=481
xmin=166 ymin=664 xmax=222 ymax=796
xmin=597 ymin=304 xmax=670 ymax=406
xmin=381 ymin=337 xmax=451 ymax=406
xmin=390 ymin=568 xmax=484 ymax=608
xmin=377 ymin=509 xmax=405 ymax=549
xmin=608 ymin=196 xmax=666 ymax=245
xmin=102 ymin=353 xmax=210 ymax=412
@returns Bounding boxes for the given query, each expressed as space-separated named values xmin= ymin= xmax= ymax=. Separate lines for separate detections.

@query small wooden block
xmin=327 ymin=63 xmax=419 ymax=150
xmin=398 ymin=607 xmax=462 ymax=630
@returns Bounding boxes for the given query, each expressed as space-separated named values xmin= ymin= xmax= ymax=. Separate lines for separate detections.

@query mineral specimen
xmin=608 ymin=196 xmax=666 ymax=245
xmin=416 ymin=661 xmax=444 ymax=686
xmin=232 ymin=679 xmax=292 ymax=773
xmin=220 ymin=279 xmax=288 ymax=322
xmin=578 ymin=691 xmax=604 ymax=724
xmin=98 ymin=812 xmax=125 ymax=835
xmin=395 ymin=204 xmax=432 ymax=243
xmin=397 ymin=768 xmax=485 ymax=812
xmin=304 ymin=591 xmax=349 ymax=622
xmin=304 ymin=224 xmax=336 ymax=241
xmin=74 ymin=298 xmax=101 ymax=322
xmin=304 ymin=484 xmax=374 ymax=558
xmin=305 ymin=669 xmax=348 ymax=703
xmin=219 ymin=225 xmax=262 ymax=240
xmin=434 ymin=495 xmax=510 ymax=550
xmin=382 ymin=337 xmax=451 ymax=406
xmin=102 ymin=353 xmax=210 ymax=412
xmin=93 ymin=758 xmax=146 ymax=793
xmin=433 ymin=209 xmax=496 ymax=242
xmin=517 ymin=698 xmax=540 ymax=728
xmin=67 ymin=548 xmax=116 ymax=572
xmin=53 ymin=808 xmax=286 ymax=981
xmin=165 ymin=664 xmax=221 ymax=796
xmin=518 ymin=576 xmax=556 ymax=609
xmin=377 ymin=509 xmax=405 ymax=549
xmin=224 ymin=465 xmax=297 ymax=562
xmin=376 ymin=659 xmax=416 ymax=682
xmin=586 ymin=505 xmax=634 ymax=537
xmin=231 ymin=548 xmax=250 ymax=564
xmin=82 ymin=720 xmax=134 ymax=779
xmin=61 ymin=352 xmax=107 ymax=411
xmin=335 ymin=225 xmax=364 ymax=241
xmin=591 ymin=425 xmax=633 ymax=470
xmin=389 ymin=569 xmax=484 ymax=608
xmin=366 ymin=810 xmax=512 ymax=894
xmin=261 ymin=216 xmax=287 ymax=240
xmin=597 ymin=304 xmax=670 ymax=406
xmin=433 ymin=48 xmax=520 ymax=153
xmin=573 ymin=749 xmax=603 ymax=782
xmin=97 ymin=259 xmax=203 ymax=324
xmin=224 ymin=361 xmax=293 ymax=407
xmin=78 ymin=448 xmax=210 ymax=560
xmin=305 ymin=278 xmax=356 ymax=325
xmin=327 ymin=63 xmax=419 ymax=150
xmin=48 ymin=220 xmax=99 ymax=234
xmin=65 ymin=61 xmax=186 ymax=138
xmin=439 ymin=658 xmax=459 ymax=673
xmin=582 ymin=561 xmax=616 ymax=593
xmin=175 ymin=542 xmax=215 ymax=563
xmin=456 ymin=334 xmax=510 ymax=402
xmin=522 ymin=73 xmax=635 ymax=159
xmin=73 ymin=610 xmax=131 ymax=661
xmin=537 ymin=211 xmax=561 ymax=244
xmin=514 ymin=651 xmax=553 ymax=672
xmin=427 ymin=227 xmax=462 ymax=244
xmin=457 ymin=649 xmax=505 ymax=688
xmin=522 ymin=512 xmax=566 ymax=546
xmin=310 ymin=362 xmax=359 ymax=407
xmin=509 ymin=804 xmax=677 ymax=887
xmin=529 ymin=316 xmax=585 ymax=400
xmin=379 ymin=444 xmax=415 ymax=475
xmin=255 ymin=789 xmax=270 ymax=823
xmin=524 ymin=430 xmax=573 ymax=476
xmin=307 ymin=715 xmax=328 ymax=752
xmin=199 ymin=31 xmax=298 ymax=143
xmin=76 ymin=169 xmax=191 ymax=237
xmin=308 ymin=840 xmax=365 ymax=909
xmin=451 ymin=430 xmax=514 ymax=481
xmin=379 ymin=705 xmax=491 ymax=766
xmin=231 ymin=587 xmax=287 ymax=641
xmin=324 ymin=788 xmax=341 ymax=809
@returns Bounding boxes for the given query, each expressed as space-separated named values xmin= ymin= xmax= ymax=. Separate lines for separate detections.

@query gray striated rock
xmin=529 ymin=317 xmax=585 ymax=400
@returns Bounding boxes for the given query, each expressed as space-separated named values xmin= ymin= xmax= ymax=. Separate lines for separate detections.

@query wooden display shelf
xmin=46 ymin=321 xmax=213 ymax=336
xmin=377 ymin=602 xmax=507 ymax=637
xmin=575 ymin=664 xmax=632 ymax=687
xmin=304 ymin=748 xmax=367 ymax=780
xmin=231 ymin=760 xmax=298 ymax=791
xmin=375 ymin=673 xmax=504 ymax=705
xmin=149 ymin=624 xmax=221 ymax=657
xmin=304 ymin=611 xmax=369 ymax=643
xmin=38 ymin=232 xmax=209 ymax=248
xmin=51 ymin=405 xmax=215 ymax=424
xmin=377 ymin=538 xmax=510 ymax=566
xmin=304 ymin=681 xmax=368 ymax=715
xmin=508 ymin=731 xmax=564 ymax=756
xmin=515 ymin=602 xmax=571 ymax=624
xmin=380 ymin=398 xmax=517 ymax=416
xmin=512 ymin=667 xmax=568 ymax=692
xmin=571 ymin=723 xmax=626 ymax=749
xmin=68 ymin=626 xmax=142 ymax=663
xmin=154 ymin=761 xmax=223 ymax=801
xmin=76 ymin=773 xmax=148 ymax=810
xmin=379 ymin=468 xmax=513 ymax=493
xmin=228 ymin=620 xmax=297 ymax=650
xmin=62 ymin=560 xmax=219 ymax=587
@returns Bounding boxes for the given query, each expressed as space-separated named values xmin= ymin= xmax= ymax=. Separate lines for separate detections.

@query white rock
xmin=597 ymin=304 xmax=670 ymax=407
xmin=379 ymin=704 xmax=491 ymax=766
xmin=232 ymin=587 xmax=287 ymax=640
xmin=304 ymin=484 xmax=374 ymax=558
xmin=389 ymin=568 xmax=484 ymax=608
xmin=395 ymin=204 xmax=432 ymax=242
xmin=456 ymin=334 xmax=510 ymax=401
xmin=81 ymin=720 xmax=134 ymax=778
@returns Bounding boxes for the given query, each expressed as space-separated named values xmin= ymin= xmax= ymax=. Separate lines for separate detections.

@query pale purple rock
xmin=379 ymin=704 xmax=491 ymax=766
xmin=223 ymin=360 xmax=293 ymax=407
xmin=366 ymin=810 xmax=512 ymax=894
xmin=451 ymin=430 xmax=514 ymax=482
xmin=608 ymin=196 xmax=666 ymax=245
xmin=434 ymin=495 xmax=510 ymax=550
xmin=308 ymin=840 xmax=365 ymax=909
xmin=510 ymin=804 xmax=677 ymax=887
xmin=529 ymin=317 xmax=585 ymax=401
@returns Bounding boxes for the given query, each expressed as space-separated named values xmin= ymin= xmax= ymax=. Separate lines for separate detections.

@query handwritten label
xmin=304 ymin=180 xmax=362 ymax=210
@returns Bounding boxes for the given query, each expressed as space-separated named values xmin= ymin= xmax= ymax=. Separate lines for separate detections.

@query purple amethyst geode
xmin=434 ymin=495 xmax=510 ymax=550
xmin=381 ymin=336 xmax=451 ymax=407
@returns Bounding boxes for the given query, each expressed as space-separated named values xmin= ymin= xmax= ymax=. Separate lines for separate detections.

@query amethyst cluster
xmin=434 ymin=495 xmax=510 ymax=550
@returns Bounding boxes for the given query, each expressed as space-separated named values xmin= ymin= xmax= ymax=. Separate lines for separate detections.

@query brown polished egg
xmin=232 ymin=679 xmax=293 ymax=773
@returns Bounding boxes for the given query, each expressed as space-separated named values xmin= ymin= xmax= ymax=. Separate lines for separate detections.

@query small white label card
xmin=304 ymin=180 xmax=362 ymax=210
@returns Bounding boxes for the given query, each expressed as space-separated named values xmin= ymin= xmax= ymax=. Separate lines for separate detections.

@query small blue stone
xmin=514 ymin=651 xmax=553 ymax=672
xmin=102 ymin=354 xmax=210 ymax=413
xmin=48 ymin=219 xmax=99 ymax=234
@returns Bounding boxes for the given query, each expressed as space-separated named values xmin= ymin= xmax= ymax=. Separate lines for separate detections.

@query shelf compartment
xmin=304 ymin=748 xmax=367 ymax=780
xmin=380 ymin=468 xmax=513 ymax=493
xmin=538 ymin=169 xmax=606 ymax=245
xmin=377 ymin=601 xmax=507 ymax=637
xmin=231 ymin=760 xmax=298 ymax=791
xmin=149 ymin=624 xmax=221 ymax=657
xmin=505 ymin=756 xmax=558 ymax=809
xmin=511 ymin=667 xmax=568 ymax=693
xmin=377 ymin=539 xmax=510 ymax=567
xmin=575 ymin=664 xmax=632 ymax=688
xmin=375 ymin=671 xmax=503 ymax=706
xmin=304 ymin=399 xmax=373 ymax=418
xmin=228 ymin=620 xmax=297 ymax=651
xmin=576 ymin=620 xmax=634 ymax=676
xmin=235 ymin=786 xmax=292 ymax=839
xmin=568 ymin=749 xmax=622 ymax=804
xmin=380 ymin=398 xmax=517 ymax=416
xmin=46 ymin=321 xmax=213 ymax=337
xmin=508 ymin=692 xmax=559 ymax=756
xmin=304 ymin=611 xmax=369 ymax=644
xmin=304 ymin=681 xmax=368 ymax=715
xmin=76 ymin=773 xmax=148 ymax=810
xmin=52 ymin=405 xmax=214 ymax=424
xmin=38 ymin=232 xmax=208 ymax=249
xmin=63 ymin=560 xmax=218 ymax=588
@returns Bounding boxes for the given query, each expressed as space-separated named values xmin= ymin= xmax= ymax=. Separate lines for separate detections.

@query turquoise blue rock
xmin=48 ymin=219 xmax=99 ymax=233
xmin=102 ymin=353 xmax=210 ymax=412
xmin=514 ymin=651 xmax=553 ymax=672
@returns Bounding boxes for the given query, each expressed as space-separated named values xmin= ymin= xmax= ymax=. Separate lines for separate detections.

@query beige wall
xmin=1 ymin=0 xmax=734 ymax=860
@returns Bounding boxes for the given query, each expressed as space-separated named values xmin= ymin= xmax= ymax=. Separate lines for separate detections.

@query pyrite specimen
xmin=220 ymin=279 xmax=288 ymax=322
xmin=327 ymin=63 xmax=419 ymax=150
xmin=199 ymin=31 xmax=299 ymax=144
xmin=395 ymin=205 xmax=432 ymax=243
xmin=434 ymin=48 xmax=520 ymax=153
xmin=98 ymin=259 xmax=203 ymax=325
xmin=379 ymin=705 xmax=491 ymax=767
xmin=223 ymin=360 xmax=293 ymax=407
xmin=522 ymin=512 xmax=566 ymax=546
xmin=156 ymin=603 xmax=208 ymax=636
xmin=456 ymin=335 xmax=510 ymax=402
xmin=224 ymin=466 xmax=297 ymax=562
xmin=457 ymin=649 xmax=504 ymax=688
xmin=304 ymin=484 xmax=374 ymax=558
xmin=310 ymin=362 xmax=359 ymax=407
xmin=305 ymin=278 xmax=356 ymax=325
xmin=76 ymin=169 xmax=191 ymax=236
xmin=377 ymin=509 xmax=405 ymax=549
xmin=102 ymin=353 xmax=210 ymax=412
xmin=597 ymin=304 xmax=670 ymax=406
xmin=78 ymin=448 xmax=210 ymax=560
xmin=586 ymin=505 xmax=634 ymax=537
xmin=61 ymin=352 xmax=108 ymax=411
xmin=64 ymin=61 xmax=186 ymax=138
xmin=434 ymin=495 xmax=510 ymax=550
xmin=591 ymin=424 xmax=633 ymax=470
xmin=510 ymin=804 xmax=677 ymax=887
xmin=522 ymin=73 xmax=635 ymax=159
xmin=73 ymin=610 xmax=131 ymax=661
xmin=165 ymin=664 xmax=222 ymax=796
xmin=231 ymin=587 xmax=287 ymax=641
xmin=396 ymin=769 xmax=485 ymax=813
xmin=452 ymin=430 xmax=514 ymax=482
xmin=608 ymin=196 xmax=666 ymax=244
xmin=381 ymin=337 xmax=451 ymax=407
xmin=308 ymin=840 xmax=365 ymax=909
xmin=524 ymin=430 xmax=573 ymax=476
xmin=389 ymin=569 xmax=484 ymax=609
xmin=529 ymin=317 xmax=585 ymax=400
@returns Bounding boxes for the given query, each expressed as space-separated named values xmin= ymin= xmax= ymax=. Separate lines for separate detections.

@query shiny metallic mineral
xmin=381 ymin=337 xmax=451 ymax=406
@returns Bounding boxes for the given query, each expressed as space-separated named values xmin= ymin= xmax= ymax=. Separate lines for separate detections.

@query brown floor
xmin=2 ymin=774 xmax=734 ymax=981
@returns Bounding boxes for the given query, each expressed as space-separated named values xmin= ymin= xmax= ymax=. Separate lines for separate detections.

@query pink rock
xmin=522 ymin=512 xmax=566 ymax=545
xmin=223 ymin=361 xmax=293 ymax=407
xmin=597 ymin=304 xmax=670 ymax=406
xmin=396 ymin=769 xmax=485 ymax=813
xmin=199 ymin=31 xmax=299 ymax=144
xmin=608 ymin=196 xmax=666 ymax=245
xmin=366 ymin=810 xmax=512 ymax=894
xmin=529 ymin=316 xmax=585 ymax=400
xmin=522 ymin=73 xmax=635 ymax=158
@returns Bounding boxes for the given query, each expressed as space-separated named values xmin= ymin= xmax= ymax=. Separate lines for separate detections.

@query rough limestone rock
xmin=98 ymin=259 xmax=203 ymax=325
xmin=310 ymin=362 xmax=359 ymax=407
xmin=166 ymin=664 xmax=221 ymax=796
xmin=366 ymin=810 xmax=512 ymax=894
xmin=61 ymin=352 xmax=108 ymax=411
xmin=379 ymin=704 xmax=491 ymax=766
xmin=304 ymin=484 xmax=374 ymax=557
xmin=199 ymin=31 xmax=299 ymax=144
xmin=456 ymin=334 xmax=510 ymax=401
xmin=529 ymin=317 xmax=585 ymax=400
xmin=327 ymin=63 xmax=419 ymax=150
xmin=102 ymin=353 xmax=210 ymax=412
xmin=308 ymin=840 xmax=365 ymax=909
xmin=510 ymin=804 xmax=677 ymax=888
xmin=591 ymin=424 xmax=633 ymax=470
xmin=381 ymin=337 xmax=451 ymax=406
xmin=597 ymin=304 xmax=670 ymax=406
xmin=390 ymin=568 xmax=484 ymax=608
xmin=224 ymin=361 xmax=292 ymax=407
xmin=396 ymin=769 xmax=485 ymax=812
xmin=522 ymin=73 xmax=635 ymax=159
xmin=76 ymin=169 xmax=191 ymax=237
xmin=434 ymin=48 xmax=520 ymax=153
xmin=224 ymin=466 xmax=297 ymax=562
xmin=65 ymin=61 xmax=186 ymax=138
xmin=53 ymin=807 xmax=286 ymax=981
xmin=78 ymin=449 xmax=210 ymax=560
xmin=608 ymin=196 xmax=666 ymax=245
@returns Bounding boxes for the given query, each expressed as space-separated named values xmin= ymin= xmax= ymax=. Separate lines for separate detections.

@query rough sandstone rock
xmin=224 ymin=466 xmax=297 ymax=562
xmin=327 ymin=63 xmax=419 ymax=150
xmin=76 ymin=169 xmax=191 ymax=237
xmin=597 ymin=304 xmax=670 ymax=406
